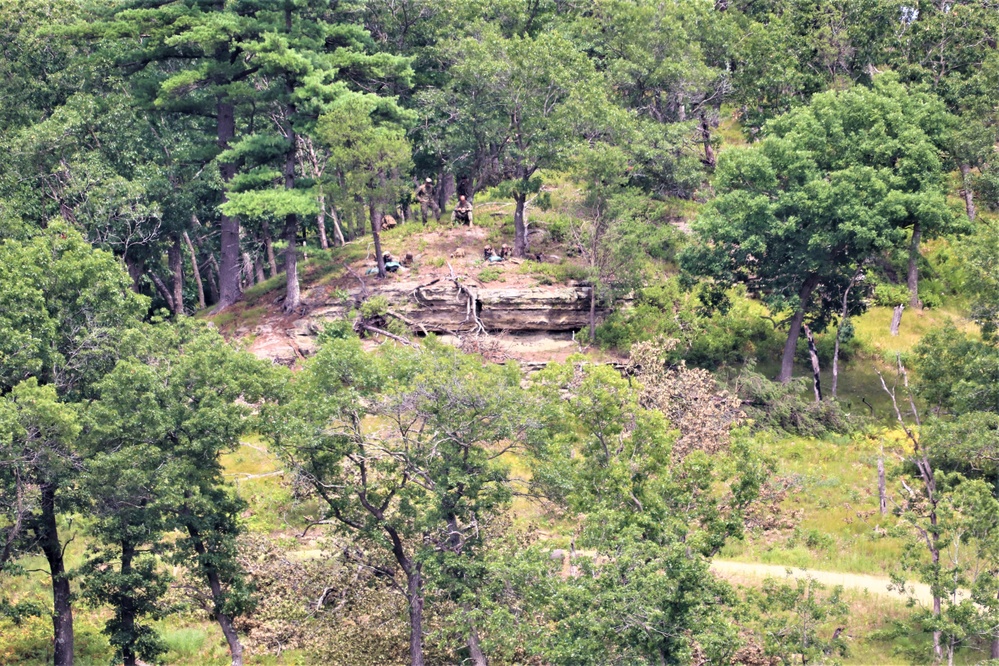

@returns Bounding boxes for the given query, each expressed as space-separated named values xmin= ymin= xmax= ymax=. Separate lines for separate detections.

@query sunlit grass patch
xmin=851 ymin=305 xmax=976 ymax=359
xmin=722 ymin=433 xmax=907 ymax=576
xmin=223 ymin=437 xmax=305 ymax=533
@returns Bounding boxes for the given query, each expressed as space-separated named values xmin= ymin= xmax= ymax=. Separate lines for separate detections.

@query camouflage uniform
xmin=415 ymin=179 xmax=441 ymax=224
xmin=452 ymin=196 xmax=473 ymax=225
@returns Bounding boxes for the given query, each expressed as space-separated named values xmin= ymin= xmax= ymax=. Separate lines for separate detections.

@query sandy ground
xmin=710 ymin=560 xmax=966 ymax=607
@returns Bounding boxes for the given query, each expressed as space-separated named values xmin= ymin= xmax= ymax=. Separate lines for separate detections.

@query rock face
xmin=403 ymin=281 xmax=598 ymax=332
xmin=249 ymin=279 xmax=608 ymax=364
xmin=302 ymin=280 xmax=600 ymax=334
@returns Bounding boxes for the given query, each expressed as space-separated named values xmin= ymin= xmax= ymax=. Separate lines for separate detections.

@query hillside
xmin=3 ymin=2 xmax=999 ymax=665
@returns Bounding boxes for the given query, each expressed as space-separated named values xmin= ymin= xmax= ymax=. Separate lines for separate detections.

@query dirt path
xmin=710 ymin=560 xmax=957 ymax=606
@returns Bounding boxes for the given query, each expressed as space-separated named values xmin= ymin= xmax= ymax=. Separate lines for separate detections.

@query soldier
xmin=482 ymin=245 xmax=493 ymax=261
xmin=414 ymin=177 xmax=441 ymax=224
xmin=382 ymin=252 xmax=401 ymax=273
xmin=452 ymin=195 xmax=473 ymax=226
xmin=499 ymin=243 xmax=511 ymax=259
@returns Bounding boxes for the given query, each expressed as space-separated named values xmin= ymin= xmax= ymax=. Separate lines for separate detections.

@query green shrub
xmin=360 ymin=295 xmax=390 ymax=318
xmin=811 ymin=319 xmax=859 ymax=366
xmin=685 ymin=297 xmax=784 ymax=369
xmin=871 ymin=282 xmax=909 ymax=307
xmin=478 ymin=267 xmax=503 ymax=282
xmin=595 ymin=281 xmax=783 ymax=368
xmin=542 ymin=214 xmax=571 ymax=243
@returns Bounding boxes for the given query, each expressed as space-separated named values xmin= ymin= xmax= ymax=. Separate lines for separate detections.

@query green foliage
xmin=79 ymin=549 xmax=169 ymax=665
xmin=540 ymin=214 xmax=571 ymax=243
xmin=358 ymin=295 xmax=391 ymax=319
xmin=914 ymin=325 xmax=999 ymax=414
xmin=957 ymin=219 xmax=999 ymax=340
xmin=477 ymin=267 xmax=502 ymax=282
xmin=682 ymin=77 xmax=961 ymax=378
xmin=596 ymin=280 xmax=783 ymax=366
xmin=522 ymin=361 xmax=772 ymax=663
xmin=751 ymin=575 xmax=849 ymax=663
xmin=519 ymin=260 xmax=591 ymax=285
xmin=0 ymin=225 xmax=146 ymax=397
xmin=271 ymin=336 xmax=532 ymax=662
xmin=1 ymin=1 xmax=998 ymax=662
xmin=76 ymin=318 xmax=283 ymax=660
xmin=871 ymin=282 xmax=910 ymax=307
xmin=732 ymin=369 xmax=852 ymax=437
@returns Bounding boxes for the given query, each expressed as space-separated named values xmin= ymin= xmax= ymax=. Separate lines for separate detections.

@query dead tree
xmin=890 ymin=305 xmax=904 ymax=336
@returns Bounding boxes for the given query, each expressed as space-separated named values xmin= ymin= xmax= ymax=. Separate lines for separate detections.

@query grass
xmin=222 ymin=437 xmax=310 ymax=534
xmin=716 ymin=104 xmax=749 ymax=153
xmin=720 ymin=431 xmax=911 ymax=576
xmin=851 ymin=304 xmax=977 ymax=359
xmin=478 ymin=267 xmax=504 ymax=282
xmin=518 ymin=259 xmax=591 ymax=285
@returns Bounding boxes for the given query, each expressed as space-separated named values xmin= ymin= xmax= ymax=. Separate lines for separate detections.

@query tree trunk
xmin=254 ymin=255 xmax=265 ymax=284
xmin=890 ymin=305 xmax=904 ymax=336
xmin=589 ymin=284 xmax=597 ymax=343
xmin=206 ymin=254 xmax=220 ymax=305
xmin=149 ymin=271 xmax=175 ymax=313
xmin=930 ymin=524 xmax=943 ymax=663
xmin=803 ymin=324 xmax=822 ymax=402
xmin=831 ymin=266 xmax=862 ymax=399
xmin=878 ymin=444 xmax=887 ymax=516
xmin=437 ymin=171 xmax=454 ymax=214
xmin=513 ymin=191 xmax=528 ymax=258
xmin=991 ymin=589 xmax=999 ymax=660
xmin=168 ymin=234 xmax=184 ymax=316
xmin=933 ymin=595 xmax=942 ymax=662
xmin=260 ymin=221 xmax=277 ymax=277
xmin=40 ymin=485 xmax=74 ymax=666
xmin=406 ymin=564 xmax=425 ymax=666
xmin=959 ymin=163 xmax=976 ymax=222
xmin=241 ymin=252 xmax=254 ymax=289
xmin=217 ymin=99 xmax=242 ymax=310
xmin=282 ymin=214 xmax=300 ymax=311
xmin=316 ymin=194 xmax=330 ymax=250
xmin=124 ymin=255 xmax=144 ymax=294
xmin=186 ymin=523 xmax=244 ymax=666
xmin=282 ymin=127 xmax=300 ymax=313
xmin=329 ymin=206 xmax=346 ymax=246
xmin=468 ymin=622 xmax=488 ymax=666
xmin=700 ymin=114 xmax=716 ymax=167
xmin=370 ymin=203 xmax=386 ymax=278
xmin=183 ymin=232 xmax=206 ymax=309
xmin=907 ymin=222 xmax=921 ymax=310
xmin=120 ymin=541 xmax=137 ymax=666
xmin=778 ymin=276 xmax=818 ymax=383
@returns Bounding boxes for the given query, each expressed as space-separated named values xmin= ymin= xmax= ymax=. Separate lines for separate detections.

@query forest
xmin=2 ymin=0 xmax=999 ymax=664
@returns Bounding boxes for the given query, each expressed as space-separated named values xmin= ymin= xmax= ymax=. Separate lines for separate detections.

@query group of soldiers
xmin=373 ymin=177 xmax=512 ymax=275
xmin=414 ymin=178 xmax=473 ymax=225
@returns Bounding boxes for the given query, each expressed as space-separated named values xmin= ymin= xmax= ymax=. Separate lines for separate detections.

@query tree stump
xmin=890 ymin=304 xmax=904 ymax=336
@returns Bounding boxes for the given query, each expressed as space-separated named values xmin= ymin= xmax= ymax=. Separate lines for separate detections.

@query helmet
xmin=425 ymin=177 xmax=432 ymax=183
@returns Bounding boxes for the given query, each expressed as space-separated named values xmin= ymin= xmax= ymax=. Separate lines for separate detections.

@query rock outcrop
xmin=251 ymin=279 xmax=609 ymax=364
